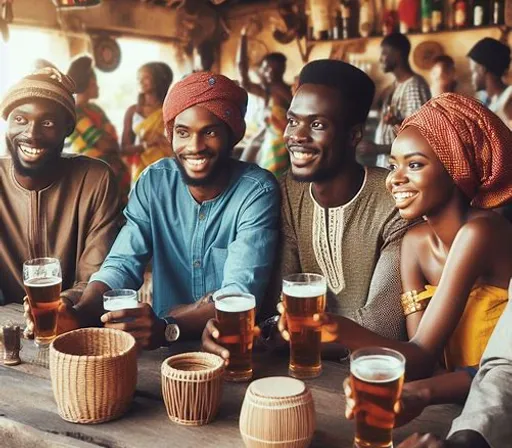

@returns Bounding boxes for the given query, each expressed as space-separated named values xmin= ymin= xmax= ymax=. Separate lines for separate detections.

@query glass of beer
xmin=214 ymin=292 xmax=256 ymax=382
xmin=23 ymin=257 xmax=62 ymax=347
xmin=282 ymin=273 xmax=327 ymax=379
xmin=350 ymin=347 xmax=406 ymax=448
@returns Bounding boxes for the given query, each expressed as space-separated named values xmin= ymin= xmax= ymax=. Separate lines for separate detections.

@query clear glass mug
xmin=23 ymin=257 xmax=62 ymax=347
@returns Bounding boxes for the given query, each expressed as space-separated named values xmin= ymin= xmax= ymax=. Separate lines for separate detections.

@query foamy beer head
xmin=350 ymin=347 xmax=405 ymax=448
xmin=282 ymin=273 xmax=327 ymax=380
xmin=103 ymin=289 xmax=139 ymax=311
xmin=23 ymin=258 xmax=62 ymax=346
xmin=214 ymin=292 xmax=256 ymax=382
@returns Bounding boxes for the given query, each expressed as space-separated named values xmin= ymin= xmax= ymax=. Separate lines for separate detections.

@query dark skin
xmin=121 ymin=67 xmax=167 ymax=156
xmin=38 ymin=107 xmax=235 ymax=349
xmin=238 ymin=25 xmax=292 ymax=112
xmin=202 ymin=82 xmax=365 ymax=360
xmin=469 ymin=59 xmax=512 ymax=124
xmin=282 ymin=127 xmax=511 ymax=425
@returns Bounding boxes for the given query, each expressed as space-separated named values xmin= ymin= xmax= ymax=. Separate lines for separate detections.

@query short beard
xmin=175 ymin=149 xmax=231 ymax=187
xmin=6 ymin=137 xmax=63 ymax=177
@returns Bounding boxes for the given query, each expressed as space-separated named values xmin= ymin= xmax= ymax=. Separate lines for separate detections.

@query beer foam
xmin=104 ymin=297 xmax=139 ymax=311
xmin=215 ymin=296 xmax=255 ymax=313
xmin=351 ymin=355 xmax=404 ymax=383
xmin=24 ymin=276 xmax=62 ymax=287
xmin=282 ymin=283 xmax=326 ymax=298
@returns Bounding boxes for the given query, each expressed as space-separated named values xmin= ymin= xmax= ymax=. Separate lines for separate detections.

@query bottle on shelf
xmin=473 ymin=0 xmax=488 ymax=26
xmin=359 ymin=0 xmax=375 ymax=37
xmin=341 ymin=0 xmax=353 ymax=39
xmin=310 ymin=0 xmax=331 ymax=40
xmin=453 ymin=0 xmax=468 ymax=28
xmin=332 ymin=7 xmax=343 ymax=39
xmin=491 ymin=0 xmax=505 ymax=24
xmin=432 ymin=0 xmax=444 ymax=30
xmin=421 ymin=0 xmax=433 ymax=32
xmin=398 ymin=0 xmax=421 ymax=33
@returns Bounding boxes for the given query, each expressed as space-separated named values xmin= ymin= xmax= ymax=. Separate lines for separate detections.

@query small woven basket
xmin=49 ymin=328 xmax=137 ymax=424
xmin=161 ymin=352 xmax=225 ymax=426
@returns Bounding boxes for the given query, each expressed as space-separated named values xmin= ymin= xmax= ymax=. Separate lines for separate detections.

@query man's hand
xmin=277 ymin=301 xmax=339 ymax=344
xmin=101 ymin=303 xmax=165 ymax=350
xmin=201 ymin=319 xmax=230 ymax=362
xmin=397 ymin=433 xmax=446 ymax=448
xmin=23 ymin=296 xmax=80 ymax=339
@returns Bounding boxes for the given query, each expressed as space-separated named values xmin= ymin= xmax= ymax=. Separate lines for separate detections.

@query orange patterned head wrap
xmin=400 ymin=93 xmax=512 ymax=208
xmin=163 ymin=72 xmax=248 ymax=145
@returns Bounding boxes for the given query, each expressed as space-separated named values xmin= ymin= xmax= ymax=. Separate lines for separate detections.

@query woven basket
xmin=161 ymin=352 xmax=225 ymax=426
xmin=49 ymin=328 xmax=137 ymax=424
xmin=240 ymin=376 xmax=316 ymax=448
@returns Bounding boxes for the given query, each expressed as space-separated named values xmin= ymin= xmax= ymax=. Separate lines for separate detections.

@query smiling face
xmin=259 ymin=58 xmax=283 ymax=85
xmin=172 ymin=106 xmax=232 ymax=187
xmin=6 ymin=98 xmax=69 ymax=177
xmin=284 ymin=83 xmax=356 ymax=183
xmin=386 ymin=126 xmax=456 ymax=220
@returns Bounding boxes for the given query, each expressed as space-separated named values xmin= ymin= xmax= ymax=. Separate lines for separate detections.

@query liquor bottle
xmin=473 ymin=0 xmax=488 ymax=26
xmin=310 ymin=0 xmax=331 ymax=40
xmin=432 ymin=0 xmax=444 ymax=30
xmin=398 ymin=0 xmax=420 ymax=33
xmin=341 ymin=0 xmax=352 ymax=39
xmin=359 ymin=0 xmax=375 ymax=37
xmin=491 ymin=0 xmax=505 ymax=24
xmin=332 ymin=8 xmax=343 ymax=39
xmin=453 ymin=0 xmax=468 ymax=28
xmin=421 ymin=0 xmax=433 ymax=32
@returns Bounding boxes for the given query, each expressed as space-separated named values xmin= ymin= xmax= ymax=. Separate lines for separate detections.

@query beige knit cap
xmin=0 ymin=66 xmax=77 ymax=133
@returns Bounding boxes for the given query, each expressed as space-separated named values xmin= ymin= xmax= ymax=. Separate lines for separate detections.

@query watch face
xmin=165 ymin=324 xmax=180 ymax=343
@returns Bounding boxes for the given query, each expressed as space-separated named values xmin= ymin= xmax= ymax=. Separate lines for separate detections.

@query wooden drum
xmin=239 ymin=376 xmax=316 ymax=448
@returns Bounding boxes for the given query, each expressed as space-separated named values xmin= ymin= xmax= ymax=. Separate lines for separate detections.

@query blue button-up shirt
xmin=91 ymin=158 xmax=280 ymax=318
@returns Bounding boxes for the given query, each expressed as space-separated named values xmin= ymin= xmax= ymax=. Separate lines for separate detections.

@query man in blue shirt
xmin=73 ymin=72 xmax=280 ymax=349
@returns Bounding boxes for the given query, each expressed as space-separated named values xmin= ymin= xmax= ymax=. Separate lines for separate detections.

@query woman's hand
xmin=276 ymin=301 xmax=339 ymax=344
xmin=343 ymin=378 xmax=430 ymax=428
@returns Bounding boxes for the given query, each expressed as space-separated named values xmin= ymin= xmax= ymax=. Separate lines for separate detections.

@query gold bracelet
xmin=400 ymin=290 xmax=431 ymax=317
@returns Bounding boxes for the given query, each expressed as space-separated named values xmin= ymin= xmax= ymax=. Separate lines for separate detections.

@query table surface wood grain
xmin=0 ymin=303 xmax=461 ymax=448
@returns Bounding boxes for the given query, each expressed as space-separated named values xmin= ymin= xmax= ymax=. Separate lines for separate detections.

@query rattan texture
xmin=49 ymin=328 xmax=137 ymax=424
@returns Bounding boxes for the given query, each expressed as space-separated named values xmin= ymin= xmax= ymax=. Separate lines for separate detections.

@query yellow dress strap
xmin=400 ymin=285 xmax=436 ymax=317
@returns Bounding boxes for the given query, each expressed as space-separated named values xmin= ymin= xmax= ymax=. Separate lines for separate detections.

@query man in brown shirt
xmin=0 ymin=65 xmax=121 ymax=306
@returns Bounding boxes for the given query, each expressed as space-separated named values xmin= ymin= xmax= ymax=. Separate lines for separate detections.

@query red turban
xmin=163 ymin=72 xmax=248 ymax=145
xmin=400 ymin=93 xmax=512 ymax=208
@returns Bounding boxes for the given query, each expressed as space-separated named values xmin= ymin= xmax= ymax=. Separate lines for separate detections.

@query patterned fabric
xmin=260 ymin=100 xmax=290 ymax=178
xmin=272 ymin=167 xmax=413 ymax=340
xmin=130 ymin=109 xmax=171 ymax=182
xmin=402 ymin=93 xmax=512 ymax=208
xmin=163 ymin=72 xmax=248 ymax=145
xmin=68 ymin=103 xmax=130 ymax=206
xmin=411 ymin=284 xmax=508 ymax=371
xmin=375 ymin=74 xmax=431 ymax=145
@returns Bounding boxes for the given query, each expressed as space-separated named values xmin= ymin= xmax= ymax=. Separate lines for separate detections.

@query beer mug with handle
xmin=23 ymin=258 xmax=62 ymax=347
xmin=350 ymin=347 xmax=406 ymax=448
xmin=282 ymin=273 xmax=327 ymax=379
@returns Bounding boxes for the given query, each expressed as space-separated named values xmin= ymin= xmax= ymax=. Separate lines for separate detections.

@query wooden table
xmin=0 ymin=304 xmax=461 ymax=448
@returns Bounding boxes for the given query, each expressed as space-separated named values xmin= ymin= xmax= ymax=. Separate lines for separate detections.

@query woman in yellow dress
xmin=121 ymin=62 xmax=173 ymax=182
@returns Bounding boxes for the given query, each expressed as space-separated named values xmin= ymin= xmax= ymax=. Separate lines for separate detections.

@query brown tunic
xmin=0 ymin=154 xmax=122 ymax=305
xmin=276 ymin=167 xmax=412 ymax=340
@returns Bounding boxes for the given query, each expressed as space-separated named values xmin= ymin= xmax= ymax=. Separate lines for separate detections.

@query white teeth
xmin=393 ymin=192 xmax=416 ymax=201
xmin=20 ymin=145 xmax=44 ymax=156
xmin=185 ymin=158 xmax=207 ymax=166
xmin=292 ymin=151 xmax=314 ymax=160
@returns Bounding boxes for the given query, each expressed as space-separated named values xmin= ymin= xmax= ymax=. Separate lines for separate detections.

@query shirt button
xmin=198 ymin=212 xmax=206 ymax=221
xmin=193 ymin=260 xmax=201 ymax=268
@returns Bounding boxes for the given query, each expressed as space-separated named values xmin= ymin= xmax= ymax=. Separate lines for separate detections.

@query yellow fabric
xmin=416 ymin=284 xmax=508 ymax=371
xmin=132 ymin=109 xmax=172 ymax=181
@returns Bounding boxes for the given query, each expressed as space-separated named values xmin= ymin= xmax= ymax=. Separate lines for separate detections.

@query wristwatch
xmin=163 ymin=317 xmax=180 ymax=344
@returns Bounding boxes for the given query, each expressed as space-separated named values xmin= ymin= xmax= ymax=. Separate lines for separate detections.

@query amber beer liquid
xmin=282 ymin=281 xmax=326 ymax=379
xmin=350 ymin=351 xmax=405 ymax=448
xmin=214 ymin=293 xmax=256 ymax=382
xmin=24 ymin=276 xmax=62 ymax=346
